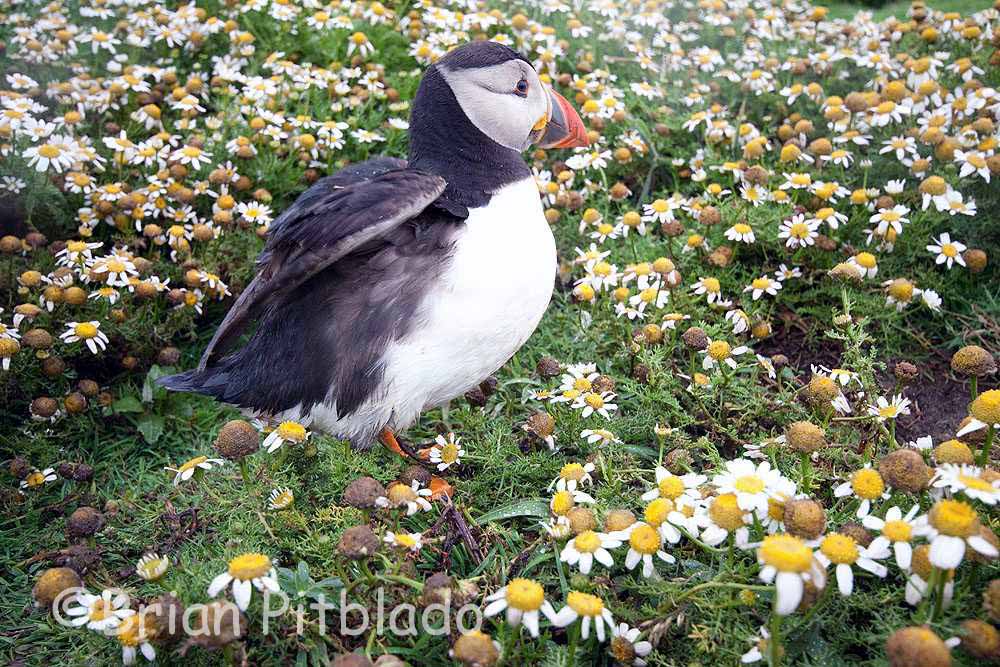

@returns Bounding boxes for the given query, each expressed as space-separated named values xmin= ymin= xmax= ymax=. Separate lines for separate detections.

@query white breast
xmin=381 ymin=176 xmax=555 ymax=423
xmin=300 ymin=177 xmax=556 ymax=442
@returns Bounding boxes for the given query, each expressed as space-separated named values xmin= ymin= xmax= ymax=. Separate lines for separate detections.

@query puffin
xmin=160 ymin=41 xmax=589 ymax=451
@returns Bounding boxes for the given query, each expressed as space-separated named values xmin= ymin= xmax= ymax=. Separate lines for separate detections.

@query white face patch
xmin=439 ymin=59 xmax=549 ymax=152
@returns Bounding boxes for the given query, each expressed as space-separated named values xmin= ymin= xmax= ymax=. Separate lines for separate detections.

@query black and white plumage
xmin=160 ymin=42 xmax=589 ymax=447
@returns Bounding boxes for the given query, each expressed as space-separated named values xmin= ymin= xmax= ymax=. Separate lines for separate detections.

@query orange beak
xmin=536 ymin=88 xmax=590 ymax=149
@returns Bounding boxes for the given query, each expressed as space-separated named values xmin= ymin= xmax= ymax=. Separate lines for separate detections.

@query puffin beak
xmin=534 ymin=87 xmax=589 ymax=149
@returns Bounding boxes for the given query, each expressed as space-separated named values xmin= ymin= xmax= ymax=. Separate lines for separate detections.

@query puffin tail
xmin=158 ymin=365 xmax=232 ymax=401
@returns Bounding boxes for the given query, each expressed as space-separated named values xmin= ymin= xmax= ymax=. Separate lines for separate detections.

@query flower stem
xmin=977 ymin=424 xmax=994 ymax=467
xmin=799 ymin=452 xmax=811 ymax=495
xmin=970 ymin=376 xmax=978 ymax=402
xmin=238 ymin=459 xmax=252 ymax=485
xmin=566 ymin=622 xmax=579 ymax=667
xmin=768 ymin=610 xmax=783 ymax=667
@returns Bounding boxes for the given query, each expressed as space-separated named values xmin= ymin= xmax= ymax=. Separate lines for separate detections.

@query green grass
xmin=2 ymin=0 xmax=1000 ymax=665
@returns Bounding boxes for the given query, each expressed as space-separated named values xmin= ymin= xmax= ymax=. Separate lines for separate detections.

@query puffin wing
xmin=198 ymin=168 xmax=446 ymax=370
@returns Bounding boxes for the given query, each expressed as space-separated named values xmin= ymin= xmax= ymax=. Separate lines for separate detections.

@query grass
xmin=2 ymin=0 xmax=1000 ymax=665
xmin=825 ymin=0 xmax=992 ymax=21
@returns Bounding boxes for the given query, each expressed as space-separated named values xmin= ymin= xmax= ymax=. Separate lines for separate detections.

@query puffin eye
xmin=514 ymin=78 xmax=529 ymax=97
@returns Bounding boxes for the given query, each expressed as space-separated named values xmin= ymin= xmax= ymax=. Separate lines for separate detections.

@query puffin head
xmin=414 ymin=41 xmax=589 ymax=154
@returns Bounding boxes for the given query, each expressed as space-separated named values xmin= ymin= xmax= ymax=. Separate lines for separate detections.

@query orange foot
xmin=379 ymin=427 xmax=406 ymax=457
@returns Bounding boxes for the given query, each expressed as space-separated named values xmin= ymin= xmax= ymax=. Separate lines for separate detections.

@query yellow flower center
xmin=701 ymin=277 xmax=720 ymax=292
xmin=629 ymin=523 xmax=661 ymax=554
xmin=851 ymin=469 xmax=885 ymax=500
xmin=752 ymin=277 xmax=771 ymax=290
xmin=657 ymin=475 xmax=686 ymax=500
xmin=879 ymin=405 xmax=900 ymax=419
xmin=644 ymin=498 xmax=674 ymax=526
xmin=709 ymin=493 xmax=744 ymax=531
xmin=561 ymin=463 xmax=585 ymax=481
xmin=228 ymin=552 xmax=272 ymax=580
xmin=74 ymin=322 xmax=98 ymax=339
xmin=758 ymin=534 xmax=813 ymax=573
xmin=567 ymin=591 xmax=604 ymax=617
xmin=651 ymin=199 xmax=668 ymax=212
xmin=929 ymin=500 xmax=979 ymax=537
xmin=791 ymin=174 xmax=811 ymax=186
xmin=882 ymin=520 xmax=912 ymax=542
xmin=39 ymin=144 xmax=62 ymax=158
xmin=106 ymin=259 xmax=126 ymax=272
xmin=707 ymin=340 xmax=731 ymax=360
xmin=957 ymin=474 xmax=992 ymax=492
xmin=970 ymin=390 xmax=1000 ymax=424
xmin=387 ymin=483 xmax=417 ymax=504
xmin=734 ymin=223 xmax=752 ymax=234
xmin=856 ymin=252 xmax=876 ymax=268
xmin=276 ymin=421 xmax=306 ymax=442
xmin=584 ymin=393 xmax=604 ymax=409
xmin=820 ymin=533 xmax=859 ymax=564
xmin=181 ymin=146 xmax=202 ymax=158
xmin=116 ymin=615 xmax=141 ymax=647
xmin=687 ymin=234 xmax=704 ymax=247
xmin=573 ymin=377 xmax=592 ymax=392
xmin=506 ymin=578 xmax=544 ymax=611
xmin=178 ymin=455 xmax=207 ymax=473
xmin=395 ymin=534 xmax=418 ymax=548
xmin=551 ymin=490 xmax=575 ymax=516
xmin=89 ymin=598 xmax=110 ymax=621
xmin=789 ymin=222 xmax=810 ymax=238
xmin=574 ymin=530 xmax=602 ymax=553
xmin=735 ymin=475 xmax=765 ymax=494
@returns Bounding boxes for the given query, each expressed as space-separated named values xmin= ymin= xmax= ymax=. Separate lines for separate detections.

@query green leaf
xmin=137 ymin=414 xmax=165 ymax=444
xmin=623 ymin=444 xmax=660 ymax=460
xmin=113 ymin=395 xmax=144 ymax=413
xmin=474 ymin=498 xmax=549 ymax=525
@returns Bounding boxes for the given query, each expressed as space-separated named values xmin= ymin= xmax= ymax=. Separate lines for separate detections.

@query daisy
xmin=713 ymin=459 xmax=785 ymax=516
xmin=744 ymin=276 xmax=781 ymax=300
xmin=833 ymin=465 xmax=890 ymax=518
xmin=773 ymin=264 xmax=802 ymax=281
xmin=552 ymin=591 xmax=615 ymax=642
xmin=756 ymin=534 xmax=826 ymax=615
xmin=135 ymin=553 xmax=169 ymax=581
xmin=691 ymin=277 xmax=724 ymax=304
xmin=429 ymin=432 xmax=465 ymax=471
xmin=580 ymin=428 xmax=621 ymax=446
xmin=560 ymin=530 xmax=621 ymax=575
xmin=571 ymin=391 xmax=618 ymax=419
xmin=550 ymin=478 xmax=596 ymax=517
xmin=863 ymin=505 xmax=923 ymax=569
xmin=616 ymin=521 xmax=676 ymax=577
xmin=164 ymin=455 xmax=225 ymax=485
xmin=207 ymin=552 xmax=281 ymax=611
xmin=59 ymin=321 xmax=109 ymax=355
xmin=19 ymin=467 xmax=57 ymax=490
xmin=725 ymin=222 xmax=756 ymax=244
xmin=904 ymin=545 xmax=955 ymax=608
xmin=741 ymin=626 xmax=773 ymax=663
xmin=268 ymin=487 xmax=294 ymax=510
xmin=66 ymin=589 xmax=135 ymax=632
xmin=262 ymin=420 xmax=311 ymax=453
xmin=696 ymin=493 xmax=750 ymax=547
xmin=869 ymin=205 xmax=910 ymax=236
xmin=814 ymin=532 xmax=891 ymax=596
xmin=777 ymin=215 xmax=819 ymax=249
xmin=849 ymin=252 xmax=879 ymax=279
xmin=926 ymin=234 xmax=967 ymax=269
xmin=930 ymin=464 xmax=999 ymax=506
xmin=384 ymin=531 xmax=423 ymax=552
xmin=917 ymin=499 xmax=998 ymax=569
xmin=377 ymin=480 xmax=432 ymax=515
xmin=640 ymin=466 xmax=705 ymax=503
xmin=610 ymin=624 xmax=653 ymax=666
xmin=483 ymin=578 xmax=558 ymax=638
xmin=867 ymin=395 xmax=911 ymax=423
xmin=116 ymin=614 xmax=156 ymax=665
xmin=555 ymin=462 xmax=595 ymax=491
xmin=702 ymin=339 xmax=750 ymax=372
